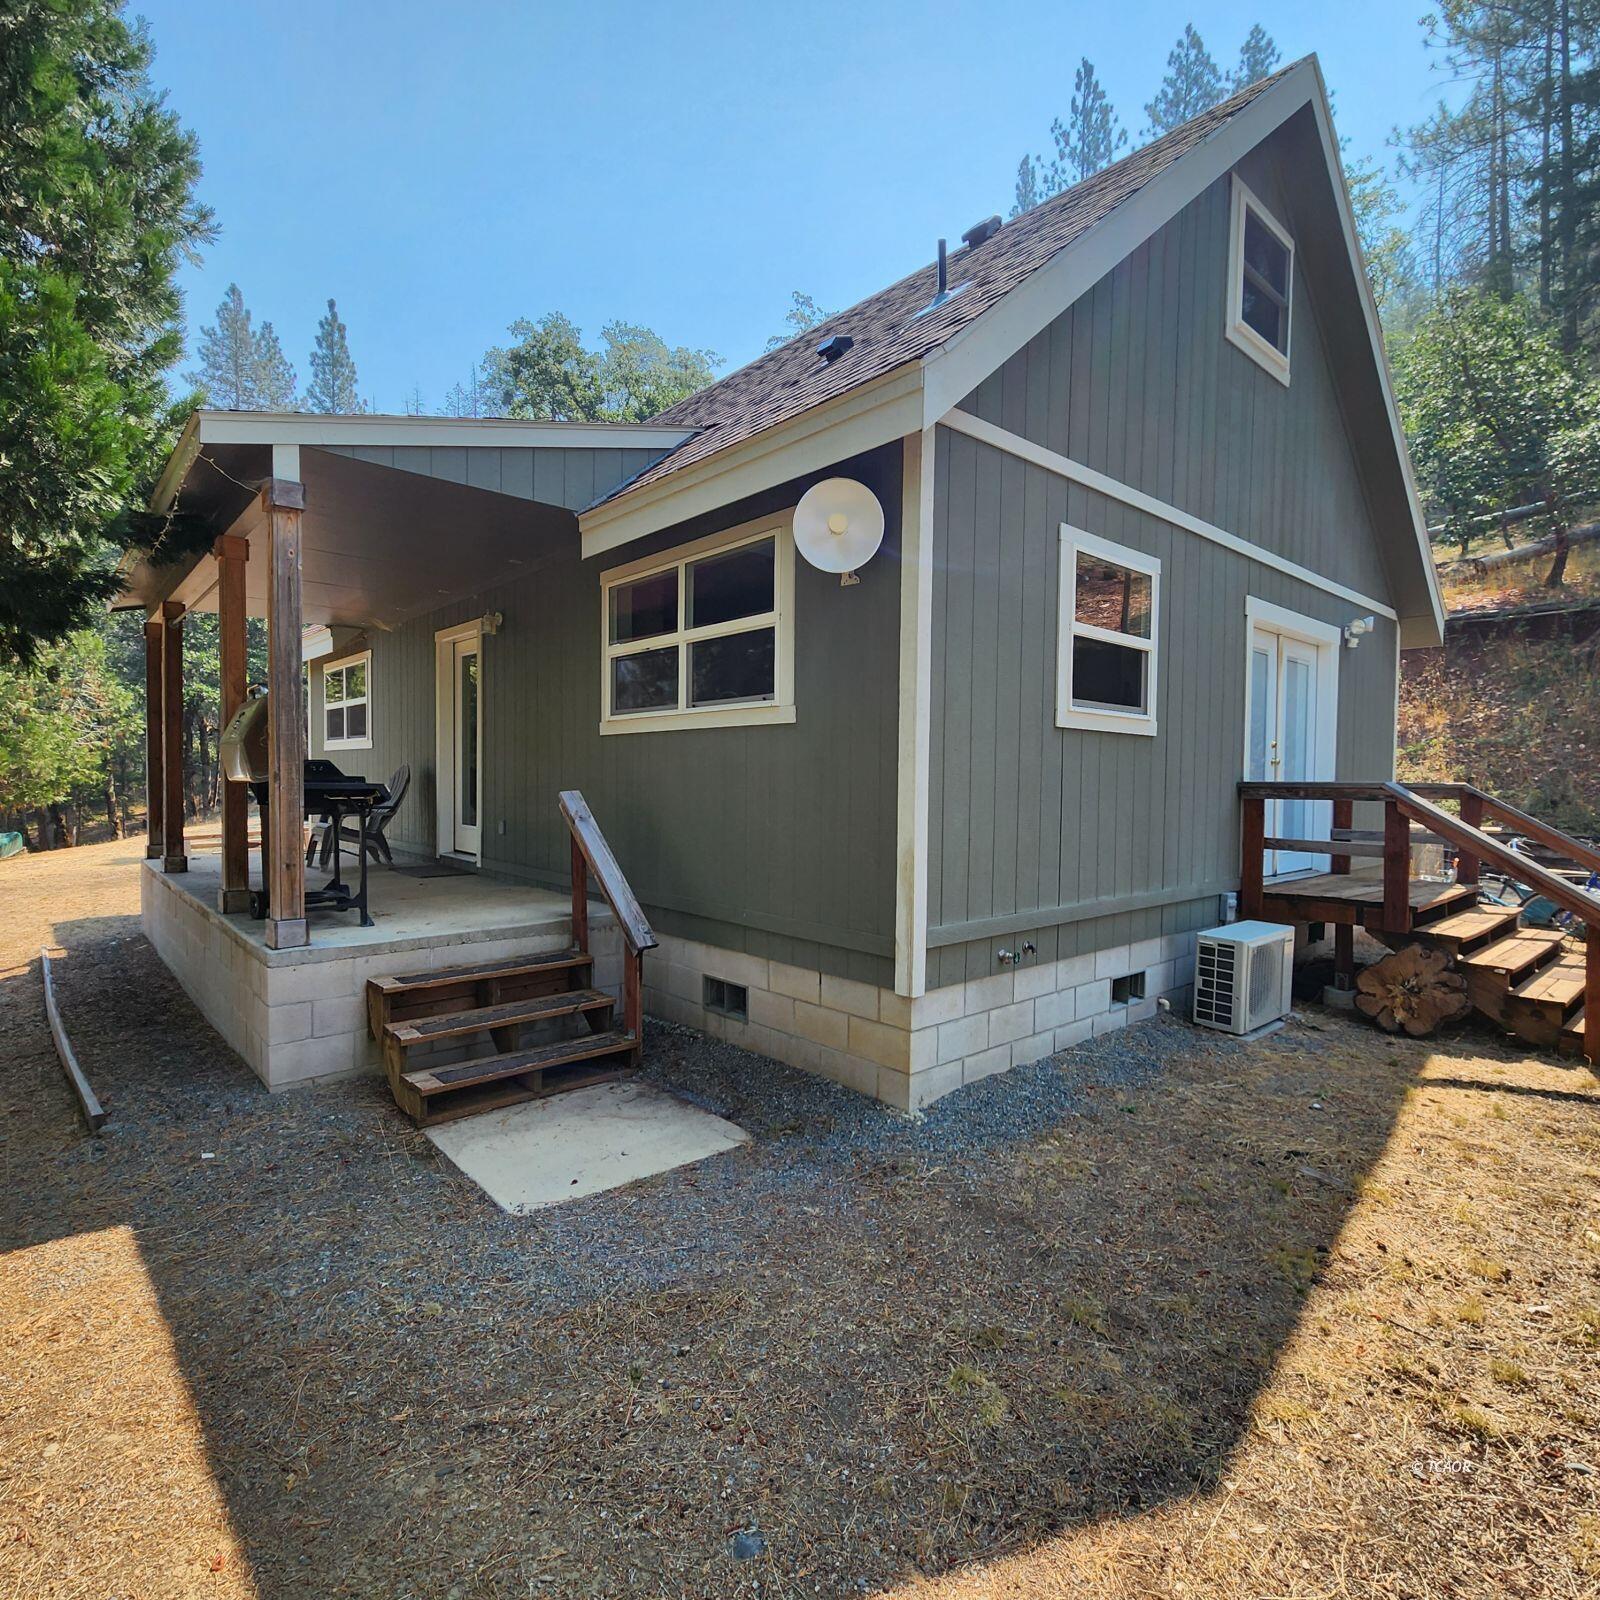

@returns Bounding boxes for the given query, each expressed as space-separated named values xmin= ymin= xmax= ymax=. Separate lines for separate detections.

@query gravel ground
xmin=2 ymin=837 xmax=1597 ymax=1600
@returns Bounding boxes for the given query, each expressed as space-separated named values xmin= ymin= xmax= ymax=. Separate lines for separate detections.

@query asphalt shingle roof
xmin=596 ymin=63 xmax=1300 ymax=510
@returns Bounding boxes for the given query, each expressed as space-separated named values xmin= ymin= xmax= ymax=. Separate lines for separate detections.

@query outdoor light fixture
xmin=481 ymin=611 xmax=504 ymax=636
xmin=1343 ymin=615 xmax=1376 ymax=648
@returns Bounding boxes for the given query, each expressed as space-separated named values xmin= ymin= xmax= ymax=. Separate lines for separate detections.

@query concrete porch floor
xmin=161 ymin=849 xmax=594 ymax=964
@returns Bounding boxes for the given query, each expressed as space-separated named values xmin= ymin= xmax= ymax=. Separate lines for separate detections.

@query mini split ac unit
xmin=1192 ymin=921 xmax=1295 ymax=1036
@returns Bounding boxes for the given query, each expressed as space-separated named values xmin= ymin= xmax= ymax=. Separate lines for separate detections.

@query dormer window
xmin=1226 ymin=176 xmax=1293 ymax=384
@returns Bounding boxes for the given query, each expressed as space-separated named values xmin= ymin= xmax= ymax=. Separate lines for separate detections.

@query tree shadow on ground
xmin=1 ymin=881 xmax=1432 ymax=1599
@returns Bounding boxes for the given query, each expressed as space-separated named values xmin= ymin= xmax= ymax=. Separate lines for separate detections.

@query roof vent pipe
xmin=913 ymin=238 xmax=970 ymax=319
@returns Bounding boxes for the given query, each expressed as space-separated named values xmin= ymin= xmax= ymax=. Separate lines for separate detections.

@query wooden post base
xmin=266 ymin=918 xmax=309 ymax=950
xmin=145 ymin=842 xmax=162 ymax=860
xmin=218 ymin=888 xmax=252 ymax=914
xmin=1333 ymin=923 xmax=1355 ymax=991
xmin=163 ymin=853 xmax=188 ymax=874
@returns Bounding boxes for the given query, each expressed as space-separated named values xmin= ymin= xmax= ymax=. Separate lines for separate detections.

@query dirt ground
xmin=2 ymin=838 xmax=1599 ymax=1599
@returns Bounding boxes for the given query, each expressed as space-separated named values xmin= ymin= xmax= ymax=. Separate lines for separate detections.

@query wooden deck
xmin=1260 ymin=866 xmax=1478 ymax=928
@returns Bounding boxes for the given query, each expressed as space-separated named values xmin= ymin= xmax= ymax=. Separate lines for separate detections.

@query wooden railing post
xmin=624 ymin=950 xmax=643 ymax=1066
xmin=160 ymin=600 xmax=187 ymax=873
xmin=143 ymin=618 xmax=163 ymax=860
xmin=1330 ymin=798 xmax=1353 ymax=876
xmin=1240 ymin=795 xmax=1265 ymax=919
xmin=570 ymin=834 xmax=589 ymax=954
xmin=1383 ymin=798 xmax=1411 ymax=933
xmin=264 ymin=480 xmax=307 ymax=951
xmin=1587 ymin=931 xmax=1600 ymax=1067
xmin=215 ymin=533 xmax=251 ymax=913
xmin=1457 ymin=790 xmax=1483 ymax=886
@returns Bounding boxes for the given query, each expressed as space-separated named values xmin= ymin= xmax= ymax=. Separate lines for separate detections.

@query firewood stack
xmin=1354 ymin=945 xmax=1472 ymax=1037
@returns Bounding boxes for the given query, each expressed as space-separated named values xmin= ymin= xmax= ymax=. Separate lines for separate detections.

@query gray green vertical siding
xmin=316 ymin=443 xmax=665 ymax=511
xmin=926 ymin=147 xmax=1403 ymax=990
xmin=310 ymin=444 xmax=903 ymax=987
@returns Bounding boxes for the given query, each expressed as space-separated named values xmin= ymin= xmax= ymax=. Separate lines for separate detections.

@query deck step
xmin=1457 ymin=927 xmax=1568 ymax=982
xmin=385 ymin=988 xmax=614 ymax=1049
xmin=394 ymin=1031 xmax=636 ymax=1126
xmin=366 ymin=948 xmax=591 ymax=1036
xmin=1561 ymin=1007 xmax=1588 ymax=1056
xmin=1508 ymin=950 xmax=1588 ymax=1024
xmin=1415 ymin=905 xmax=1524 ymax=953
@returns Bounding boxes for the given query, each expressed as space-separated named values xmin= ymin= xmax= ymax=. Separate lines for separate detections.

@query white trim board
xmin=940 ymin=407 xmax=1397 ymax=622
xmin=894 ymin=427 xmax=935 ymax=997
xmin=1225 ymin=174 xmax=1294 ymax=386
xmin=434 ymin=618 xmax=485 ymax=863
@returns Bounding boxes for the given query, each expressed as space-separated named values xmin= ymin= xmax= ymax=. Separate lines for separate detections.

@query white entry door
xmin=1246 ymin=602 xmax=1340 ymax=879
xmin=435 ymin=621 xmax=483 ymax=861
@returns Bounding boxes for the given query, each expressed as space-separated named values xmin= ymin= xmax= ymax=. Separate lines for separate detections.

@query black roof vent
xmin=961 ymin=214 xmax=1002 ymax=250
xmin=817 ymin=333 xmax=854 ymax=364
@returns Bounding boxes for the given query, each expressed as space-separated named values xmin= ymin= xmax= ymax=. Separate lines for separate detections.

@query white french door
xmin=434 ymin=621 xmax=483 ymax=861
xmin=1245 ymin=601 xmax=1340 ymax=879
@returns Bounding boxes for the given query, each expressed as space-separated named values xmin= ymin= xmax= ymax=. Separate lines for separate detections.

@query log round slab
xmin=1354 ymin=944 xmax=1472 ymax=1037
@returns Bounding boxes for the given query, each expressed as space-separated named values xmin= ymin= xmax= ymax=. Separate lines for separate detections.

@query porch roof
xmin=115 ymin=411 xmax=692 ymax=628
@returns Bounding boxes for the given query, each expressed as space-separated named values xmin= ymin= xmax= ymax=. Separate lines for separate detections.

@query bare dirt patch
xmin=1 ymin=839 xmax=1597 ymax=1598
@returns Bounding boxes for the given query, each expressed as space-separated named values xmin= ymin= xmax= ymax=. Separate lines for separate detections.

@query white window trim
xmin=598 ymin=513 xmax=796 ymax=736
xmin=434 ymin=618 xmax=484 ymax=864
xmin=1056 ymin=527 xmax=1160 ymax=737
xmin=321 ymin=649 xmax=372 ymax=751
xmin=1225 ymin=174 xmax=1294 ymax=387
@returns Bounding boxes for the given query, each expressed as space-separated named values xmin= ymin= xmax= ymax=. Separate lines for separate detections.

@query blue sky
xmin=137 ymin=0 xmax=1449 ymax=413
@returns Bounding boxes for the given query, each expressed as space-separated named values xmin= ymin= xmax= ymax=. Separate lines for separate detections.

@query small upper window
xmin=323 ymin=652 xmax=371 ymax=749
xmin=1056 ymin=529 xmax=1159 ymax=737
xmin=600 ymin=520 xmax=796 ymax=734
xmin=1226 ymin=176 xmax=1293 ymax=384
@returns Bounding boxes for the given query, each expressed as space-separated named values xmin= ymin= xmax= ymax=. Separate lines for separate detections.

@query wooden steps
xmin=1413 ymin=905 xmax=1523 ymax=955
xmin=391 ymin=1031 xmax=636 ymax=1126
xmin=367 ymin=948 xmax=636 ymax=1127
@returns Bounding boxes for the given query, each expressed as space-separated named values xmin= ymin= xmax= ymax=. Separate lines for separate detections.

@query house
xmin=118 ymin=55 xmax=1450 ymax=1114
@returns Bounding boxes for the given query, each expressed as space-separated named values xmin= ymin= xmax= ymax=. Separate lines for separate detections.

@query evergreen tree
xmin=1011 ymin=154 xmax=1042 ymax=218
xmin=190 ymin=284 xmax=259 ymax=408
xmin=0 ymin=0 xmax=213 ymax=662
xmin=1231 ymin=24 xmax=1281 ymax=90
xmin=1144 ymin=25 xmax=1225 ymax=135
xmin=252 ymin=321 xmax=297 ymax=410
xmin=1044 ymin=58 xmax=1128 ymax=188
xmin=306 ymin=298 xmax=363 ymax=413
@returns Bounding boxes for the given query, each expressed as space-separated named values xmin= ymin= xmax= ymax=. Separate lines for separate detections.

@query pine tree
xmin=1231 ymin=24 xmax=1280 ymax=90
xmin=1044 ymin=58 xmax=1128 ymax=189
xmin=190 ymin=284 xmax=259 ymax=408
xmin=1144 ymin=25 xmax=1225 ymax=135
xmin=1011 ymin=155 xmax=1041 ymax=218
xmin=306 ymin=298 xmax=363 ymax=413
xmin=252 ymin=321 xmax=297 ymax=410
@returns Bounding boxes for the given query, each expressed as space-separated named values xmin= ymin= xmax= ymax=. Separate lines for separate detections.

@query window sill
xmin=324 ymin=737 xmax=373 ymax=752
xmin=1225 ymin=320 xmax=1291 ymax=386
xmin=1056 ymin=707 xmax=1158 ymax=737
xmin=599 ymin=703 xmax=796 ymax=736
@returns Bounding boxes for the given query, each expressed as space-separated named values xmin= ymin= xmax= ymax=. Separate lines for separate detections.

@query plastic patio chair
xmin=313 ymin=763 xmax=410 ymax=868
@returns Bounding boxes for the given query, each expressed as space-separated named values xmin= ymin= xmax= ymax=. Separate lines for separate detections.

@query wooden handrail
xmin=1381 ymin=784 xmax=1600 ymax=924
xmin=1238 ymin=777 xmax=1600 ymax=1064
xmin=558 ymin=790 xmax=657 ymax=1063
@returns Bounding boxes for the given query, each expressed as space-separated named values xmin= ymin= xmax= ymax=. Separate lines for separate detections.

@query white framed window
xmin=1225 ymin=175 xmax=1293 ymax=385
xmin=1056 ymin=527 xmax=1159 ymax=737
xmin=322 ymin=651 xmax=372 ymax=750
xmin=599 ymin=515 xmax=796 ymax=735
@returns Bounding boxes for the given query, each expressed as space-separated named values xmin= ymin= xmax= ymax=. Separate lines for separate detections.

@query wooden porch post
xmin=1239 ymin=795 xmax=1265 ymax=919
xmin=1382 ymin=799 xmax=1411 ymax=934
xmin=143 ymin=619 xmax=163 ymax=859
xmin=1457 ymin=790 xmax=1483 ymax=886
xmin=264 ymin=479 xmax=307 ymax=950
xmin=215 ymin=533 xmax=251 ymax=913
xmin=160 ymin=600 xmax=186 ymax=872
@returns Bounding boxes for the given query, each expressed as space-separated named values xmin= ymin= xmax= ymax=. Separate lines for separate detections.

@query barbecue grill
xmin=220 ymin=691 xmax=386 ymax=925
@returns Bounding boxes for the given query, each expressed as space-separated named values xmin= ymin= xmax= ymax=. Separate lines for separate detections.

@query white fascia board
xmin=918 ymin=61 xmax=1321 ymax=425
xmin=1301 ymin=61 xmax=1446 ymax=648
xmin=192 ymin=410 xmax=694 ymax=454
xmin=148 ymin=411 xmax=202 ymax=514
xmin=577 ymin=365 xmax=925 ymax=558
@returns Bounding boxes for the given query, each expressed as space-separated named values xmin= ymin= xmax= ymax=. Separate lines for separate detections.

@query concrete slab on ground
xmin=425 ymin=1079 xmax=749 ymax=1212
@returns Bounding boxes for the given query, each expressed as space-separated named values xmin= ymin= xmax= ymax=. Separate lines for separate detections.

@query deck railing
xmin=1238 ymin=779 xmax=1600 ymax=1064
xmin=558 ymin=789 xmax=657 ymax=1063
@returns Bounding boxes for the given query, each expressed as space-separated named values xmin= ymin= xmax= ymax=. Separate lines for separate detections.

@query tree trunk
xmin=47 ymin=803 xmax=70 ymax=849
xmin=1559 ymin=0 xmax=1578 ymax=351
xmin=1546 ymin=523 xmax=1572 ymax=586
xmin=34 ymin=808 xmax=53 ymax=850
xmin=105 ymin=774 xmax=123 ymax=839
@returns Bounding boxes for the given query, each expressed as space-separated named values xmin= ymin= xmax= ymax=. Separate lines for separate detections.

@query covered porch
xmin=118 ymin=411 xmax=685 ymax=1090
